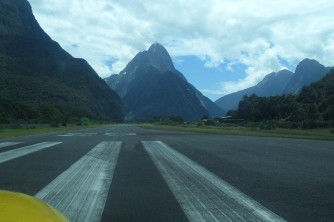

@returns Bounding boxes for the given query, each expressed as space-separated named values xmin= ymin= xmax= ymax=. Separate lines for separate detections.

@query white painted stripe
xmin=0 ymin=142 xmax=23 ymax=149
xmin=35 ymin=141 xmax=121 ymax=222
xmin=58 ymin=133 xmax=98 ymax=137
xmin=143 ymin=141 xmax=286 ymax=222
xmin=0 ymin=142 xmax=62 ymax=164
xmin=104 ymin=133 xmax=136 ymax=136
xmin=57 ymin=133 xmax=82 ymax=137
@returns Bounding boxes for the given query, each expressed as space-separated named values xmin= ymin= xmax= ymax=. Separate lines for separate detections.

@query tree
xmin=298 ymin=86 xmax=318 ymax=104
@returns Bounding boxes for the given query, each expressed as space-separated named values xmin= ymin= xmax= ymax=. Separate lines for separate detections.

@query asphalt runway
xmin=0 ymin=125 xmax=333 ymax=222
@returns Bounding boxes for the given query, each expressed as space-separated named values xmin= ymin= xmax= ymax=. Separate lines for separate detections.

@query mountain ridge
xmin=283 ymin=58 xmax=330 ymax=94
xmin=105 ymin=43 xmax=224 ymax=121
xmin=215 ymin=59 xmax=332 ymax=112
xmin=215 ymin=69 xmax=294 ymax=112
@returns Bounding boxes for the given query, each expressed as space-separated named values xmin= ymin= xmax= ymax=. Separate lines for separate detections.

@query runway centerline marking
xmin=104 ymin=133 xmax=136 ymax=136
xmin=0 ymin=142 xmax=62 ymax=164
xmin=35 ymin=141 xmax=121 ymax=222
xmin=143 ymin=141 xmax=286 ymax=222
xmin=0 ymin=142 xmax=23 ymax=150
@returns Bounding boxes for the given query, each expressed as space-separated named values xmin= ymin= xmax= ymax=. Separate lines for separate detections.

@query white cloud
xmin=27 ymin=0 xmax=334 ymax=95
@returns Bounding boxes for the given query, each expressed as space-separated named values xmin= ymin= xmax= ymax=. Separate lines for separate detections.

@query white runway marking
xmin=57 ymin=133 xmax=97 ymax=137
xmin=0 ymin=142 xmax=23 ymax=149
xmin=35 ymin=141 xmax=121 ymax=222
xmin=0 ymin=142 xmax=62 ymax=164
xmin=57 ymin=133 xmax=81 ymax=137
xmin=143 ymin=141 xmax=286 ymax=222
xmin=104 ymin=133 xmax=136 ymax=136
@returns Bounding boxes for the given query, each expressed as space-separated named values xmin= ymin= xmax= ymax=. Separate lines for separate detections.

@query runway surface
xmin=0 ymin=125 xmax=333 ymax=221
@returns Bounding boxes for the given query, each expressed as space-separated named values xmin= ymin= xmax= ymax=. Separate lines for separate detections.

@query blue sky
xmin=173 ymin=56 xmax=248 ymax=100
xmin=27 ymin=0 xmax=334 ymax=101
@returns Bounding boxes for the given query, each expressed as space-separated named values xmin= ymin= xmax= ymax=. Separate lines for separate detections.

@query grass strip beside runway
xmin=139 ymin=124 xmax=334 ymax=140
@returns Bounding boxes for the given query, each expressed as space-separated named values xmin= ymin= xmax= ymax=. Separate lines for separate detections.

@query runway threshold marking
xmin=0 ymin=142 xmax=23 ymax=149
xmin=0 ymin=142 xmax=62 ymax=164
xmin=143 ymin=141 xmax=286 ymax=222
xmin=35 ymin=141 xmax=121 ymax=222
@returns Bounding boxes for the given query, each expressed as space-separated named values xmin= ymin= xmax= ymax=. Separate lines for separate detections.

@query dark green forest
xmin=0 ymin=98 xmax=99 ymax=126
xmin=228 ymin=70 xmax=334 ymax=128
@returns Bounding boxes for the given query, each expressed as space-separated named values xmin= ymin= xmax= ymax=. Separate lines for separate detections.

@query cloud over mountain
xmin=28 ymin=0 xmax=334 ymax=96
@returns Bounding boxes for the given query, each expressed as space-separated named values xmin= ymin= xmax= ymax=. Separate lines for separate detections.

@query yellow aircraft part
xmin=0 ymin=190 xmax=69 ymax=222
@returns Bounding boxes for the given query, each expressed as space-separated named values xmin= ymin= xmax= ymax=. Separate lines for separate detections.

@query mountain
xmin=297 ymin=70 xmax=334 ymax=121
xmin=105 ymin=43 xmax=224 ymax=121
xmin=283 ymin=58 xmax=331 ymax=94
xmin=215 ymin=69 xmax=294 ymax=112
xmin=234 ymin=70 xmax=334 ymax=126
xmin=0 ymin=0 xmax=124 ymax=122
xmin=216 ymin=59 xmax=332 ymax=112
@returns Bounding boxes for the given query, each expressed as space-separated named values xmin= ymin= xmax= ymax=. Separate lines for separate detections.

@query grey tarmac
xmin=0 ymin=125 xmax=333 ymax=222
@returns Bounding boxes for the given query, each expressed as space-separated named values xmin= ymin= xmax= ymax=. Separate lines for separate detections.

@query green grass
xmin=138 ymin=123 xmax=334 ymax=140
xmin=2 ymin=123 xmax=333 ymax=141
xmin=0 ymin=124 xmax=107 ymax=139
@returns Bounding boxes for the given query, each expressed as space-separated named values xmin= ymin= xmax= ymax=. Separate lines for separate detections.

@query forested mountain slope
xmin=234 ymin=70 xmax=334 ymax=128
xmin=0 ymin=0 xmax=124 ymax=123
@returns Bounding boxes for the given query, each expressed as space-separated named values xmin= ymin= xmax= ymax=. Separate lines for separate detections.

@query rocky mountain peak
xmin=295 ymin=58 xmax=323 ymax=75
xmin=283 ymin=58 xmax=329 ymax=94
xmin=146 ymin=43 xmax=175 ymax=73
xmin=120 ymin=43 xmax=175 ymax=76
xmin=105 ymin=43 xmax=224 ymax=120
xmin=148 ymin=43 xmax=167 ymax=53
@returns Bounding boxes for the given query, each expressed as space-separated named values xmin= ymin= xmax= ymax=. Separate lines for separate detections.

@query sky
xmin=27 ymin=0 xmax=334 ymax=101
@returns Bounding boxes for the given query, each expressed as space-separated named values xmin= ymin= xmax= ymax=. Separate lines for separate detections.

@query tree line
xmin=227 ymin=70 xmax=334 ymax=129
xmin=0 ymin=98 xmax=100 ymax=126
